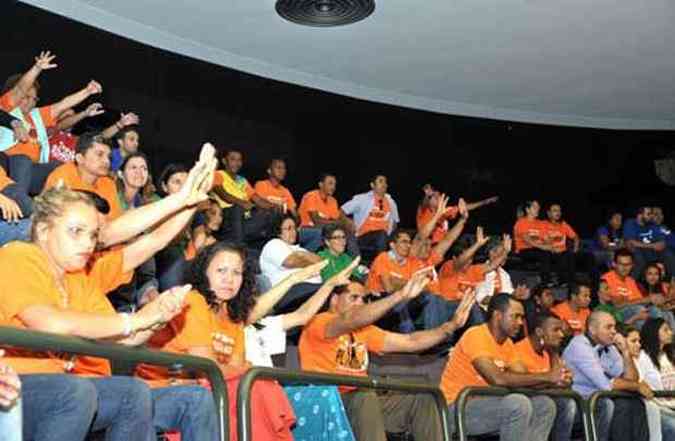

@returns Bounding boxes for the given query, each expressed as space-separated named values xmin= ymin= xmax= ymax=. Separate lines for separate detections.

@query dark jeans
xmin=7 ymin=154 xmax=59 ymax=196
xmin=152 ymin=386 xmax=218 ymax=441
xmin=357 ymin=230 xmax=388 ymax=263
xmin=21 ymin=374 xmax=153 ymax=441
xmin=218 ymin=205 xmax=279 ymax=245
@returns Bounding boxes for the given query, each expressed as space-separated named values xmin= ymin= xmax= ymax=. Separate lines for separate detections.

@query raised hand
xmin=458 ymin=198 xmax=469 ymax=219
xmin=435 ymin=193 xmax=449 ymax=218
xmin=85 ymin=103 xmax=105 ymax=117
xmin=85 ymin=80 xmax=103 ymax=96
xmin=34 ymin=51 xmax=57 ymax=71
xmin=289 ymin=259 xmax=329 ymax=284
xmin=400 ymin=268 xmax=433 ymax=301
xmin=118 ymin=112 xmax=140 ymax=127
xmin=179 ymin=143 xmax=218 ymax=206
xmin=136 ymin=284 xmax=190 ymax=330
xmin=502 ymin=234 xmax=512 ymax=254
xmin=327 ymin=256 xmax=361 ymax=287
xmin=0 ymin=351 xmax=21 ymax=409
xmin=449 ymin=288 xmax=477 ymax=330
xmin=613 ymin=333 xmax=628 ymax=354
xmin=485 ymin=196 xmax=499 ymax=204
xmin=475 ymin=226 xmax=489 ymax=247
xmin=10 ymin=120 xmax=29 ymax=143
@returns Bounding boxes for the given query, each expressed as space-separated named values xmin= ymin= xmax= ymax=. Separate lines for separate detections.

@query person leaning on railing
xmin=0 ymin=143 xmax=222 ymax=441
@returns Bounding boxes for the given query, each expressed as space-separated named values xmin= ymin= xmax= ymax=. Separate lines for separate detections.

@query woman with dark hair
xmin=640 ymin=263 xmax=671 ymax=297
xmin=137 ymin=240 xmax=359 ymax=441
xmin=639 ymin=318 xmax=675 ymax=439
xmin=514 ymin=200 xmax=559 ymax=284
xmin=259 ymin=213 xmax=324 ymax=313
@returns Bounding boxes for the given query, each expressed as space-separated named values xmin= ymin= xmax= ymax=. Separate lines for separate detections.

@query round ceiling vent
xmin=276 ymin=0 xmax=375 ymax=27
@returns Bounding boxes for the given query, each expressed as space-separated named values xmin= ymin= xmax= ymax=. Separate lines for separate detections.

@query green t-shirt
xmin=594 ymin=303 xmax=624 ymax=324
xmin=318 ymin=249 xmax=356 ymax=281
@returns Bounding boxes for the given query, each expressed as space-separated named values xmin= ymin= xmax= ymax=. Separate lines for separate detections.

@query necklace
xmin=51 ymin=274 xmax=76 ymax=371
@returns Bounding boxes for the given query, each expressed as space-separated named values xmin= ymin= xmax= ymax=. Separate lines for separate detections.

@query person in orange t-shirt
xmin=602 ymin=248 xmax=674 ymax=329
xmin=297 ymin=172 xmax=359 ymax=255
xmin=254 ymin=159 xmax=297 ymax=216
xmin=514 ymin=200 xmax=569 ymax=285
xmin=300 ymin=275 xmax=476 ymax=441
xmin=138 ymin=242 xmax=358 ymax=441
xmin=416 ymin=185 xmax=498 ymax=244
xmin=441 ymin=294 xmax=564 ymax=440
xmin=0 ymin=153 xmax=32 ymax=244
xmin=514 ymin=313 xmax=577 ymax=441
xmin=551 ymin=279 xmax=592 ymax=335
xmin=44 ymin=132 xmax=122 ymax=221
xmin=0 ymin=186 xmax=211 ymax=441
xmin=1 ymin=52 xmax=105 ymax=197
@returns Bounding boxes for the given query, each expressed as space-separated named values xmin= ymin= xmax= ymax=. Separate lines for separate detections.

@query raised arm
xmin=465 ymin=196 xmax=499 ymax=211
xmin=432 ymin=198 xmax=469 ymax=258
xmin=282 ymin=250 xmax=323 ymax=268
xmin=50 ymin=80 xmax=103 ymax=120
xmin=56 ymin=103 xmax=105 ymax=131
xmin=7 ymin=51 xmax=57 ymax=104
xmin=418 ymin=193 xmax=449 ymax=241
xmin=453 ymin=226 xmax=490 ymax=271
xmin=382 ymin=289 xmax=476 ymax=353
xmin=100 ymin=112 xmax=139 ymax=140
xmin=324 ymin=269 xmax=432 ymax=338
xmin=247 ymin=260 xmax=328 ymax=325
xmin=281 ymin=258 xmax=361 ymax=330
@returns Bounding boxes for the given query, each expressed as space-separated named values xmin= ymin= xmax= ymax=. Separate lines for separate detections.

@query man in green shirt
xmin=593 ymin=279 xmax=646 ymax=328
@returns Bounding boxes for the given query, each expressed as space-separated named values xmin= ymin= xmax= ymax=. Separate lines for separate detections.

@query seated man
xmin=441 ymin=294 xmax=558 ymax=441
xmin=602 ymin=248 xmax=674 ymax=329
xmin=513 ymin=313 xmax=576 ymax=441
xmin=624 ymin=206 xmax=675 ymax=279
xmin=259 ymin=214 xmax=323 ymax=313
xmin=1 ymin=51 xmax=103 ymax=195
xmin=317 ymin=224 xmax=366 ymax=282
xmin=254 ymin=158 xmax=297 ymax=217
xmin=594 ymin=278 xmax=647 ymax=328
xmin=44 ymin=132 xmax=123 ymax=221
xmin=211 ymin=149 xmax=278 ymax=244
xmin=298 ymin=172 xmax=358 ymax=256
xmin=299 ymin=272 xmax=476 ymax=441
xmin=652 ymin=206 xmax=675 ymax=253
xmin=563 ymin=311 xmax=652 ymax=441
xmin=593 ymin=211 xmax=624 ymax=269
xmin=550 ymin=277 xmax=592 ymax=335
xmin=341 ymin=174 xmax=399 ymax=262
xmin=541 ymin=203 xmax=580 ymax=286
xmin=416 ymin=185 xmax=498 ymax=244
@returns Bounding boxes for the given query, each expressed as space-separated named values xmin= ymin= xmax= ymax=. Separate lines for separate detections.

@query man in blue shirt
xmin=563 ymin=311 xmax=652 ymax=441
xmin=593 ymin=211 xmax=623 ymax=270
xmin=653 ymin=206 xmax=675 ymax=253
xmin=110 ymin=125 xmax=140 ymax=173
xmin=623 ymin=206 xmax=675 ymax=279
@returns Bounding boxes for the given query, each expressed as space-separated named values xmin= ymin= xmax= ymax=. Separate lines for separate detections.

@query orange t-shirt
xmin=513 ymin=338 xmax=550 ymax=373
xmin=542 ymin=221 xmax=578 ymax=252
xmin=0 ymin=92 xmax=56 ymax=162
xmin=416 ymin=206 xmax=458 ymax=244
xmin=43 ymin=162 xmax=123 ymax=220
xmin=366 ymin=251 xmax=442 ymax=294
xmin=602 ymin=271 xmax=644 ymax=303
xmin=514 ymin=218 xmax=547 ymax=252
xmin=0 ymin=165 xmax=14 ymax=192
xmin=254 ymin=180 xmax=296 ymax=211
xmin=299 ymin=312 xmax=387 ymax=391
xmin=136 ymin=291 xmax=246 ymax=386
xmin=551 ymin=302 xmax=590 ymax=335
xmin=438 ymin=262 xmax=487 ymax=301
xmin=298 ymin=190 xmax=340 ymax=227
xmin=440 ymin=324 xmax=519 ymax=403
xmin=0 ymin=242 xmax=132 ymax=375
xmin=358 ymin=196 xmax=390 ymax=236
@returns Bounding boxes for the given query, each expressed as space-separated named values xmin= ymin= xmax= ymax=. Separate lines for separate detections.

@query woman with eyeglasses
xmin=317 ymin=223 xmax=367 ymax=282
xmin=259 ymin=214 xmax=324 ymax=313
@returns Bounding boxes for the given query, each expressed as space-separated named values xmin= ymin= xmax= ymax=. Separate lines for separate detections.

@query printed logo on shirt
xmin=335 ymin=334 xmax=369 ymax=373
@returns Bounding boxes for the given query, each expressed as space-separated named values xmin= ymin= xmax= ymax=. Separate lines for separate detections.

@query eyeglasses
xmin=329 ymin=234 xmax=347 ymax=240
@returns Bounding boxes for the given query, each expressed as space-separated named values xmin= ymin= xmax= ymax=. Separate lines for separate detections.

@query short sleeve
xmin=462 ymin=329 xmax=495 ymax=362
xmin=366 ymin=253 xmax=388 ymax=292
xmin=563 ymin=222 xmax=578 ymax=239
xmin=444 ymin=206 xmax=459 ymax=220
xmin=211 ymin=171 xmax=224 ymax=189
xmin=89 ymin=249 xmax=134 ymax=295
xmin=596 ymin=226 xmax=609 ymax=238
xmin=244 ymin=180 xmax=255 ymax=199
xmin=38 ymin=105 xmax=56 ymax=128
xmin=623 ymin=221 xmax=638 ymax=241
xmin=0 ymin=91 xmax=15 ymax=111
xmin=261 ymin=239 xmax=295 ymax=270
xmin=359 ymin=325 xmax=387 ymax=353
xmin=168 ymin=292 xmax=213 ymax=349
xmin=283 ymin=188 xmax=297 ymax=210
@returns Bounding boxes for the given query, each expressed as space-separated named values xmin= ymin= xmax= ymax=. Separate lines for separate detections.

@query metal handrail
xmin=454 ymin=386 xmax=592 ymax=441
xmin=588 ymin=390 xmax=675 ymax=441
xmin=237 ymin=367 xmax=451 ymax=441
xmin=0 ymin=326 xmax=228 ymax=441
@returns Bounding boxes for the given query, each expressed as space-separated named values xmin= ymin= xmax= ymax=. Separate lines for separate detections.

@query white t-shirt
xmin=259 ymin=238 xmax=322 ymax=286
xmin=245 ymin=315 xmax=287 ymax=368
xmin=475 ymin=267 xmax=514 ymax=306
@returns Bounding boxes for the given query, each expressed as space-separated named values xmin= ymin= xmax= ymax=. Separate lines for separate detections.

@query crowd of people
xmin=1 ymin=50 xmax=675 ymax=441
